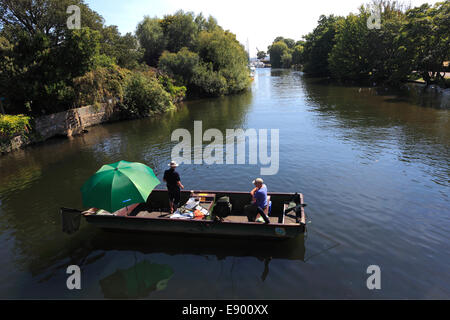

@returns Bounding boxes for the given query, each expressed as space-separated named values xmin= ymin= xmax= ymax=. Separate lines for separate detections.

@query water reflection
xmin=301 ymin=76 xmax=450 ymax=187
xmin=270 ymin=69 xmax=292 ymax=77
xmin=86 ymin=231 xmax=305 ymax=262
xmin=100 ymin=260 xmax=174 ymax=299
xmin=22 ymin=225 xmax=305 ymax=288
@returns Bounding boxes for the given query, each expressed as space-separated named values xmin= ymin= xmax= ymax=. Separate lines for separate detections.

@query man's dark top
xmin=163 ymin=168 xmax=180 ymax=188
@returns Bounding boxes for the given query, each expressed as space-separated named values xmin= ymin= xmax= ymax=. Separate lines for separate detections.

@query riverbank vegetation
xmin=0 ymin=114 xmax=30 ymax=142
xmin=268 ymin=0 xmax=449 ymax=88
xmin=0 ymin=0 xmax=250 ymax=125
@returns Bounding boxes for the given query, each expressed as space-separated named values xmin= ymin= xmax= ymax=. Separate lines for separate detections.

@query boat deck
xmin=127 ymin=210 xmax=299 ymax=225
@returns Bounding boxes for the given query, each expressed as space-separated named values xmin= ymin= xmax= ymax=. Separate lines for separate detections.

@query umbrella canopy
xmin=81 ymin=160 xmax=160 ymax=212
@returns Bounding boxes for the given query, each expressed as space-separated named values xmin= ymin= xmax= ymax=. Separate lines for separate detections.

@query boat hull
xmin=85 ymin=215 xmax=304 ymax=240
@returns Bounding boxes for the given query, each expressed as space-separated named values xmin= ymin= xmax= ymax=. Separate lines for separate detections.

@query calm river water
xmin=0 ymin=68 xmax=448 ymax=299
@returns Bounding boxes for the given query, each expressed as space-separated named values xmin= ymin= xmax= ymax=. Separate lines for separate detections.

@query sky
xmin=84 ymin=0 xmax=439 ymax=57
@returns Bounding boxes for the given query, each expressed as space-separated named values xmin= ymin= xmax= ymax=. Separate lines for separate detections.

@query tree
xmin=195 ymin=13 xmax=219 ymax=32
xmin=302 ymin=15 xmax=342 ymax=76
xmin=100 ymin=26 xmax=143 ymax=69
xmin=292 ymin=45 xmax=304 ymax=67
xmin=160 ymin=10 xmax=198 ymax=53
xmin=272 ymin=37 xmax=295 ymax=49
xmin=159 ymin=26 xmax=250 ymax=97
xmin=403 ymin=1 xmax=450 ymax=85
xmin=328 ymin=2 xmax=414 ymax=85
xmin=121 ymin=72 xmax=174 ymax=116
xmin=273 ymin=36 xmax=285 ymax=43
xmin=136 ymin=16 xmax=167 ymax=67
xmin=0 ymin=0 xmax=103 ymax=44
xmin=257 ymin=50 xmax=267 ymax=60
xmin=196 ymin=28 xmax=250 ymax=93
xmin=0 ymin=0 xmax=145 ymax=114
xmin=328 ymin=13 xmax=372 ymax=81
xmin=158 ymin=47 xmax=200 ymax=84
xmin=268 ymin=41 xmax=289 ymax=68
xmin=281 ymin=52 xmax=292 ymax=68
xmin=0 ymin=2 xmax=253 ymax=116
xmin=196 ymin=29 xmax=248 ymax=70
xmin=283 ymin=38 xmax=296 ymax=49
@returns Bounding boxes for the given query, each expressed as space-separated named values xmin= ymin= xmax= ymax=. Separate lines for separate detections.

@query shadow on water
xmin=99 ymin=259 xmax=174 ymax=299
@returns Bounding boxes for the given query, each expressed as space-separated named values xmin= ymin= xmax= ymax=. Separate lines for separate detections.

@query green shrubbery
xmin=191 ymin=63 xmax=228 ymax=96
xmin=0 ymin=2 xmax=249 ymax=119
xmin=120 ymin=72 xmax=175 ymax=117
xmin=73 ymin=65 xmax=185 ymax=116
xmin=158 ymin=74 xmax=187 ymax=101
xmin=73 ymin=65 xmax=131 ymax=108
xmin=158 ymin=48 xmax=228 ymax=96
xmin=268 ymin=38 xmax=305 ymax=70
xmin=0 ymin=114 xmax=30 ymax=141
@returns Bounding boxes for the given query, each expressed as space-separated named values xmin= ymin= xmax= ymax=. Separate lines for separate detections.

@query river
xmin=0 ymin=68 xmax=448 ymax=299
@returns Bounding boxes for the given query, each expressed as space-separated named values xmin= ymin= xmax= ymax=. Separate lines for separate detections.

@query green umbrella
xmin=81 ymin=160 xmax=160 ymax=212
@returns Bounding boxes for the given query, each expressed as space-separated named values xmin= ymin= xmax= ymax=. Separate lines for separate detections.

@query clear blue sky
xmin=84 ymin=0 xmax=439 ymax=57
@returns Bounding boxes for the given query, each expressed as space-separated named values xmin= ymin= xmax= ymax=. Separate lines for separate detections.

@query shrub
xmin=120 ymin=72 xmax=174 ymax=117
xmin=158 ymin=47 xmax=247 ymax=97
xmin=0 ymin=114 xmax=30 ymax=141
xmin=158 ymin=48 xmax=200 ymax=84
xmin=191 ymin=63 xmax=227 ymax=96
xmin=158 ymin=74 xmax=186 ymax=101
xmin=73 ymin=65 xmax=131 ymax=107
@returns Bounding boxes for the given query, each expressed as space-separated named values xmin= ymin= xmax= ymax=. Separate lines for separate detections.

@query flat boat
xmin=61 ymin=189 xmax=306 ymax=240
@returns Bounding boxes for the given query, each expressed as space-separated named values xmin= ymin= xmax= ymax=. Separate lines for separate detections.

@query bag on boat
xmin=284 ymin=193 xmax=307 ymax=223
xmin=212 ymin=196 xmax=232 ymax=218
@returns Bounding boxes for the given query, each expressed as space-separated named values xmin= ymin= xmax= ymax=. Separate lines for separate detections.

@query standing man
xmin=249 ymin=178 xmax=270 ymax=224
xmin=163 ymin=161 xmax=184 ymax=213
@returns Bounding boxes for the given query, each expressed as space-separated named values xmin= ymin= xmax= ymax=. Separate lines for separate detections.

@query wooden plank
xmin=284 ymin=215 xmax=298 ymax=225
xmin=135 ymin=211 xmax=167 ymax=218
xmin=223 ymin=215 xmax=279 ymax=224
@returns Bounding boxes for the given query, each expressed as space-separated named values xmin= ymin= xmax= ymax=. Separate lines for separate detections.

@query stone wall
xmin=0 ymin=135 xmax=29 ymax=154
xmin=34 ymin=103 xmax=115 ymax=140
xmin=1 ymin=103 xmax=116 ymax=154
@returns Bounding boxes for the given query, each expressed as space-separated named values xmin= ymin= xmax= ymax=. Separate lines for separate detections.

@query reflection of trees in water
xmin=270 ymin=69 xmax=292 ymax=77
xmin=0 ymin=163 xmax=42 ymax=197
xmin=71 ymin=92 xmax=254 ymax=176
xmin=301 ymin=77 xmax=450 ymax=185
